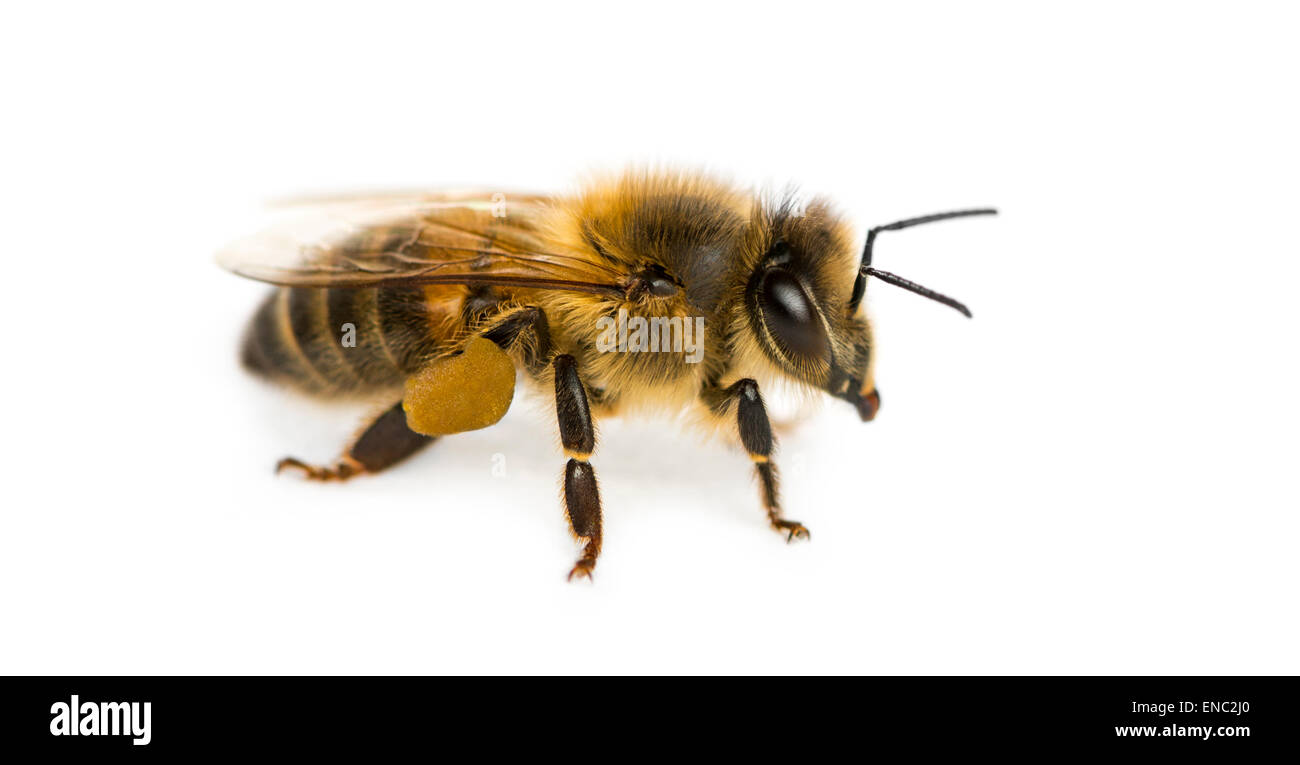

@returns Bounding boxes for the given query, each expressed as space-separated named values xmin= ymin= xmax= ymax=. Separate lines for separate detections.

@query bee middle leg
xmin=480 ymin=305 xmax=552 ymax=374
xmin=276 ymin=401 xmax=435 ymax=481
xmin=469 ymin=303 xmax=605 ymax=579
xmin=705 ymin=379 xmax=810 ymax=542
xmin=554 ymin=354 xmax=603 ymax=581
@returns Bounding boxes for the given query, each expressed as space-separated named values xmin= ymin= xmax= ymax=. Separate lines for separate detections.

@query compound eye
xmin=758 ymin=268 xmax=830 ymax=362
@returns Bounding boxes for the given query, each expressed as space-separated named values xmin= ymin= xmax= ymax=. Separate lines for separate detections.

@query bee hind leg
xmin=706 ymin=379 xmax=810 ymax=542
xmin=276 ymin=401 xmax=435 ymax=482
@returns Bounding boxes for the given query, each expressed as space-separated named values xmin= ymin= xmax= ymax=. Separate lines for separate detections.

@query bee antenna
xmin=847 ymin=208 xmax=997 ymax=317
xmin=862 ymin=267 xmax=972 ymax=318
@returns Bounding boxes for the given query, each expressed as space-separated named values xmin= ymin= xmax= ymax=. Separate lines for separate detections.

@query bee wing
xmin=217 ymin=192 xmax=626 ymax=296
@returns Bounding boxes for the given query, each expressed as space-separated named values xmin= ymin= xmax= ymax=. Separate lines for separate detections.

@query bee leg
xmin=481 ymin=305 xmax=552 ymax=374
xmin=714 ymin=379 xmax=810 ymax=542
xmin=482 ymin=306 xmax=601 ymax=579
xmin=276 ymin=401 xmax=434 ymax=482
xmin=554 ymin=354 xmax=603 ymax=581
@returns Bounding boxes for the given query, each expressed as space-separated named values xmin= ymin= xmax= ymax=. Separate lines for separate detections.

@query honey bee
xmin=220 ymin=170 xmax=995 ymax=580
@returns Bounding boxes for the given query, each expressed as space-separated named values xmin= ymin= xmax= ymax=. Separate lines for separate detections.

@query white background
xmin=3 ymin=2 xmax=1297 ymax=675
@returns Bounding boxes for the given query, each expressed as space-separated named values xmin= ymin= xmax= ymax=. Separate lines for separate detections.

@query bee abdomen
xmin=241 ymin=286 xmax=442 ymax=396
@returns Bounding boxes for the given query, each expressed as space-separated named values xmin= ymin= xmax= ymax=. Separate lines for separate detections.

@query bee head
xmin=744 ymin=201 xmax=994 ymax=421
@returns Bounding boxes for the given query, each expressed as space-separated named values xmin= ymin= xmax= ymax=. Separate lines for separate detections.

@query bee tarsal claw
xmin=772 ymin=519 xmax=811 ymax=542
xmin=567 ymin=559 xmax=596 ymax=582
xmin=275 ymin=456 xmax=363 ymax=482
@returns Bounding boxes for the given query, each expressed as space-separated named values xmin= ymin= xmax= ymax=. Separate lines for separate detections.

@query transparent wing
xmin=217 ymin=192 xmax=626 ymax=296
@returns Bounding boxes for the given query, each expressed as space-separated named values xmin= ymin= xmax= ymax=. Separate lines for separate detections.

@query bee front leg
xmin=276 ymin=401 xmax=435 ymax=481
xmin=707 ymin=379 xmax=810 ymax=542
xmin=553 ymin=354 xmax=603 ymax=581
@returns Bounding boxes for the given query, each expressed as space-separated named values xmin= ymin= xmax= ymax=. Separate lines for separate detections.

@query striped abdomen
xmin=241 ymin=285 xmax=453 ymax=396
